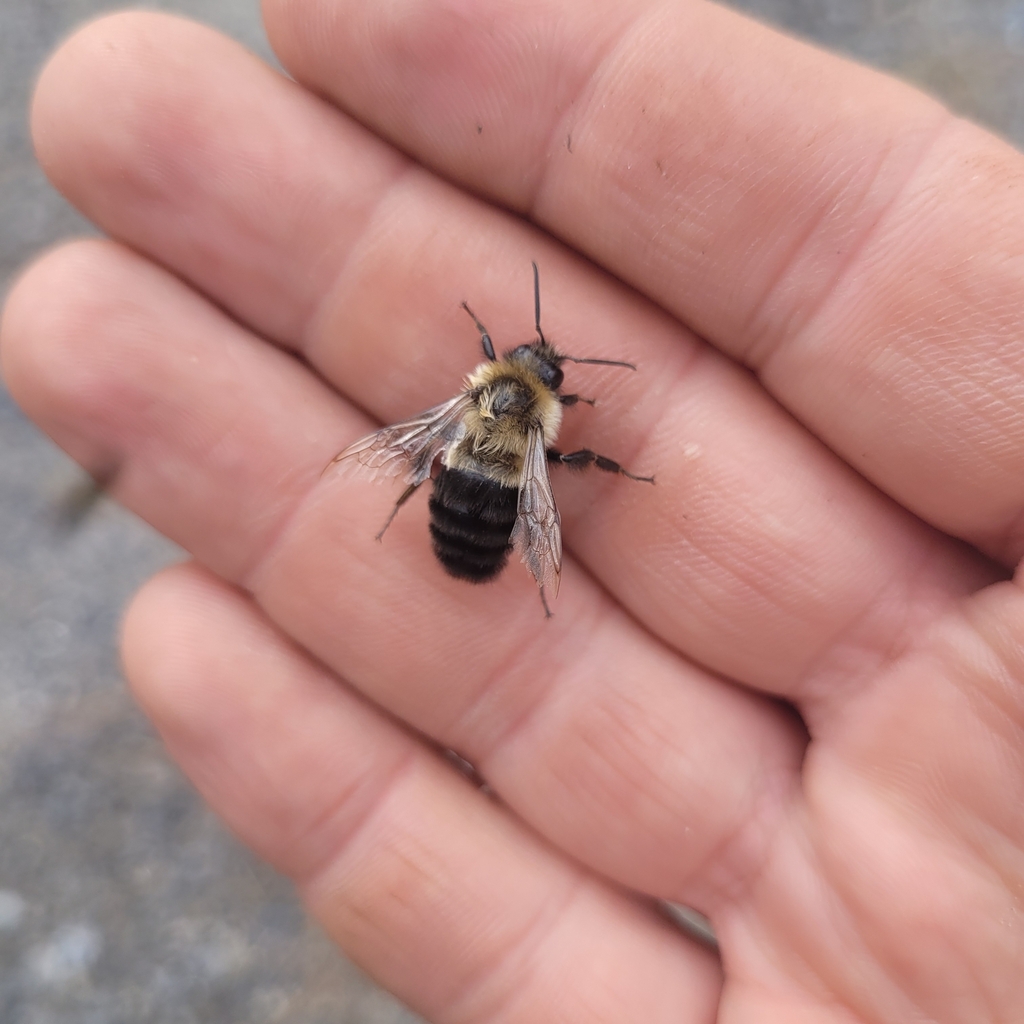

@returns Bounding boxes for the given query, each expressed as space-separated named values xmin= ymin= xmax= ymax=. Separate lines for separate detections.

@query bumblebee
xmin=330 ymin=264 xmax=653 ymax=615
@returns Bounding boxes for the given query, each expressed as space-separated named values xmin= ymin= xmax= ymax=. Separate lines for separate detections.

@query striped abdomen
xmin=429 ymin=466 xmax=518 ymax=582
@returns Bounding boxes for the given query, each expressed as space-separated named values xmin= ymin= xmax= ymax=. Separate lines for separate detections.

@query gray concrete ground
xmin=1 ymin=2 xmax=1022 ymax=1022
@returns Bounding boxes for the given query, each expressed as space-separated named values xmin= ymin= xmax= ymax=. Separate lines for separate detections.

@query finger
xmin=122 ymin=562 xmax=722 ymax=1022
xmin=31 ymin=10 xmax=406 ymax=349
xmin=1 ymin=239 xmax=804 ymax=909
xmin=720 ymin=578 xmax=1024 ymax=1023
xmin=264 ymin=0 xmax=1024 ymax=562
xmin=26 ymin=14 xmax=999 ymax=711
xmin=0 ymin=239 xmax=342 ymax=582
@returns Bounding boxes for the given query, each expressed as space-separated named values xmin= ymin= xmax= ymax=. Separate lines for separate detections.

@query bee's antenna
xmin=461 ymin=301 xmax=496 ymax=361
xmin=532 ymin=261 xmax=635 ymax=370
xmin=560 ymin=355 xmax=637 ymax=371
xmin=532 ymin=261 xmax=546 ymax=345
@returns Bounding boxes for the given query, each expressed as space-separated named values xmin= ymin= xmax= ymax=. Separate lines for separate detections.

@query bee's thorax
xmin=448 ymin=354 xmax=563 ymax=486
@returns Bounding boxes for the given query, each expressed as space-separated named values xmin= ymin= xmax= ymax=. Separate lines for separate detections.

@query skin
xmin=3 ymin=0 xmax=1024 ymax=1019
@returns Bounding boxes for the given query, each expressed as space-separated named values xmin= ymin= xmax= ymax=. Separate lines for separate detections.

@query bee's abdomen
xmin=429 ymin=467 xmax=518 ymax=582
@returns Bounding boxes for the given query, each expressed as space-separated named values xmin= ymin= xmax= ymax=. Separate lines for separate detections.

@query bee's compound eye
xmin=537 ymin=362 xmax=563 ymax=390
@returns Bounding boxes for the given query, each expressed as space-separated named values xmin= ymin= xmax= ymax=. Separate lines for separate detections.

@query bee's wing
xmin=328 ymin=393 xmax=474 ymax=486
xmin=511 ymin=426 xmax=562 ymax=596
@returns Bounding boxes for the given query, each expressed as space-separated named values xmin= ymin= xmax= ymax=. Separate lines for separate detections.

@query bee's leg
xmin=547 ymin=448 xmax=654 ymax=483
xmin=539 ymin=584 xmax=554 ymax=619
xmin=460 ymin=302 xmax=496 ymax=361
xmin=558 ymin=394 xmax=597 ymax=407
xmin=375 ymin=481 xmax=423 ymax=541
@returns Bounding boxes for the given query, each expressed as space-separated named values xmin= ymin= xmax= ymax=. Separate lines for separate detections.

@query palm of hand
xmin=4 ymin=1 xmax=1024 ymax=1021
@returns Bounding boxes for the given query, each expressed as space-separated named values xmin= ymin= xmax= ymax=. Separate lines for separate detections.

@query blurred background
xmin=1 ymin=2 xmax=1022 ymax=1022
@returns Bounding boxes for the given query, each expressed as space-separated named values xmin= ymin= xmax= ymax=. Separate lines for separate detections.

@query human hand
xmin=4 ymin=1 xmax=1024 ymax=1020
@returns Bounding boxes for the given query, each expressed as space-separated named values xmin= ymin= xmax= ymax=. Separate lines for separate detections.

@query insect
xmin=329 ymin=264 xmax=653 ymax=616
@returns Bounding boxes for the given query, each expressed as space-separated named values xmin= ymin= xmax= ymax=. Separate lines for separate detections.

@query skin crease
xmin=4 ymin=0 xmax=1024 ymax=1020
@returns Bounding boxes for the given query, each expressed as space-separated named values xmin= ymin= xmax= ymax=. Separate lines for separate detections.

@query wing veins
xmin=328 ymin=393 xmax=473 ymax=485
xmin=511 ymin=426 xmax=562 ymax=597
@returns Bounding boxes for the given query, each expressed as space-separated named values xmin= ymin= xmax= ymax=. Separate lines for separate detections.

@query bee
xmin=330 ymin=264 xmax=653 ymax=616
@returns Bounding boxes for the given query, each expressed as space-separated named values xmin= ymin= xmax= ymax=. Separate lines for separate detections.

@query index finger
xmin=264 ymin=0 xmax=1024 ymax=562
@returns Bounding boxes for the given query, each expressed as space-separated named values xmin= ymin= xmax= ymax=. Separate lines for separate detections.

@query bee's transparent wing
xmin=328 ymin=393 xmax=474 ymax=486
xmin=511 ymin=426 xmax=562 ymax=597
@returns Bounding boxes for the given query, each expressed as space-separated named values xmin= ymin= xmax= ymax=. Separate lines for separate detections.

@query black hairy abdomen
xmin=429 ymin=467 xmax=518 ymax=582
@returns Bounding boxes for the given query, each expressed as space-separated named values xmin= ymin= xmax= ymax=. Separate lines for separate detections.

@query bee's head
xmin=506 ymin=342 xmax=565 ymax=391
